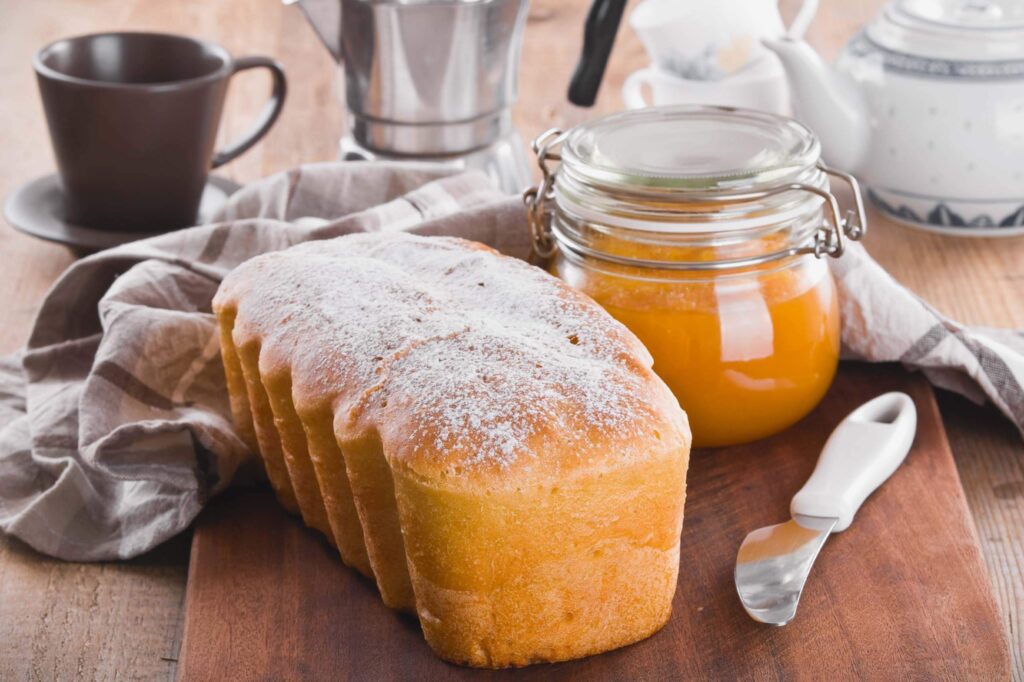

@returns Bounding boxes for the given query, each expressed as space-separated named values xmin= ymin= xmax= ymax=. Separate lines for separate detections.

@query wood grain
xmin=178 ymin=365 xmax=1010 ymax=680
xmin=0 ymin=533 xmax=189 ymax=681
xmin=0 ymin=0 xmax=1021 ymax=679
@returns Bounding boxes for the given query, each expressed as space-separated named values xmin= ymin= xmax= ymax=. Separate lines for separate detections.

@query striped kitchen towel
xmin=0 ymin=161 xmax=1020 ymax=560
xmin=833 ymin=241 xmax=1024 ymax=433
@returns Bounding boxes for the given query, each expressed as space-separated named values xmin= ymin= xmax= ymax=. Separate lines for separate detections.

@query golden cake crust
xmin=213 ymin=233 xmax=690 ymax=667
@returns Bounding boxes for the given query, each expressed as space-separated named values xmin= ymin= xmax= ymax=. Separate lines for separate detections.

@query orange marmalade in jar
xmin=526 ymin=107 xmax=866 ymax=447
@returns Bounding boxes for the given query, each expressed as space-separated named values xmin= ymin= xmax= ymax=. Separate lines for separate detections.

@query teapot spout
xmin=286 ymin=0 xmax=343 ymax=62
xmin=763 ymin=37 xmax=869 ymax=173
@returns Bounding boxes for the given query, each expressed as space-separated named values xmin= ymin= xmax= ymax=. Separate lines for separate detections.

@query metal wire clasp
xmin=523 ymin=128 xmax=565 ymax=259
xmin=813 ymin=163 xmax=867 ymax=259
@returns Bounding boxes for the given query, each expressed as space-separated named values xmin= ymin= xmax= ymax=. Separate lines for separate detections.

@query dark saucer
xmin=3 ymin=173 xmax=241 ymax=254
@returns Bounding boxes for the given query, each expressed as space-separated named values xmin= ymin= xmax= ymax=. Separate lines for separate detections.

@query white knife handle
xmin=791 ymin=392 xmax=917 ymax=532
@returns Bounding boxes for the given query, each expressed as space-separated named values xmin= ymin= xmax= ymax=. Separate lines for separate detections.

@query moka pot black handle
xmin=567 ymin=0 xmax=628 ymax=107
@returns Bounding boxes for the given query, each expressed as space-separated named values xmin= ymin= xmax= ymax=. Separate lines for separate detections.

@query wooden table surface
xmin=0 ymin=0 xmax=1020 ymax=679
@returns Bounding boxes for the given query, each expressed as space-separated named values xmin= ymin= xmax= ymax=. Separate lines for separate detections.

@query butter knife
xmin=735 ymin=392 xmax=917 ymax=626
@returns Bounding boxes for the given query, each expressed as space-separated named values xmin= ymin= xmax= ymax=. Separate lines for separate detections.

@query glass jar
xmin=525 ymin=107 xmax=866 ymax=447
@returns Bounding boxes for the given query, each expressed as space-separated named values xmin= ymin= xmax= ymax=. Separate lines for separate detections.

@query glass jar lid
xmin=558 ymin=106 xmax=822 ymax=196
xmin=524 ymin=106 xmax=866 ymax=270
xmin=868 ymin=0 xmax=1024 ymax=61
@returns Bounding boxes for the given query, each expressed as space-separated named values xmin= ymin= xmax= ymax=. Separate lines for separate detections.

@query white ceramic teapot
xmin=765 ymin=0 xmax=1024 ymax=236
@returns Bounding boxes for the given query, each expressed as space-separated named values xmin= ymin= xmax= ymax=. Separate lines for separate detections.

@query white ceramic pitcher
xmin=629 ymin=0 xmax=819 ymax=80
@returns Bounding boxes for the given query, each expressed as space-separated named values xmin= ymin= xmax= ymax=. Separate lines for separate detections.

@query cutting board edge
xmin=912 ymin=376 xmax=1014 ymax=676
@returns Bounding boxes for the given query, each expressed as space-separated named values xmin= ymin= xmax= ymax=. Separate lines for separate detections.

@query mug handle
xmin=621 ymin=68 xmax=654 ymax=110
xmin=786 ymin=0 xmax=819 ymax=39
xmin=211 ymin=56 xmax=287 ymax=168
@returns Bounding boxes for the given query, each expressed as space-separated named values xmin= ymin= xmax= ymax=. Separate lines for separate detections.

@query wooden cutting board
xmin=177 ymin=363 xmax=1011 ymax=680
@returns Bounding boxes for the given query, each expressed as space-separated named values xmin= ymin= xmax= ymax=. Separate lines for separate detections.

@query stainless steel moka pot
xmin=287 ymin=0 xmax=533 ymax=194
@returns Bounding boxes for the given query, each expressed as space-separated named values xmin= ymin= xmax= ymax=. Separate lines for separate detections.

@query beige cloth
xmin=0 ymin=162 xmax=1021 ymax=560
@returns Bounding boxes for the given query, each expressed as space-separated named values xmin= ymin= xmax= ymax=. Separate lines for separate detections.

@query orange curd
xmin=553 ymin=236 xmax=839 ymax=447
xmin=528 ymin=107 xmax=864 ymax=447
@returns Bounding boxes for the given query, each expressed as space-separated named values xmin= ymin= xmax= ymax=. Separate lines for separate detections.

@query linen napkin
xmin=0 ymin=162 xmax=1021 ymax=561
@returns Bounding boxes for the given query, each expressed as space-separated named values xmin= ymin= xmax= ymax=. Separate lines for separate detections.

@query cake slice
xmin=213 ymin=232 xmax=691 ymax=667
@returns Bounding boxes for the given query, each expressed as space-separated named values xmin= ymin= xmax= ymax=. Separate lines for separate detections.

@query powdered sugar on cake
xmin=221 ymin=233 xmax=669 ymax=472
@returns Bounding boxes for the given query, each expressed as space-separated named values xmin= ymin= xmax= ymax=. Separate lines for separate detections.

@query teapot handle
xmin=787 ymin=0 xmax=819 ymax=39
xmin=567 ymin=0 xmax=628 ymax=107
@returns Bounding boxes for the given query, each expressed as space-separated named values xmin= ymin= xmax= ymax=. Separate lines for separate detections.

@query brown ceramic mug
xmin=34 ymin=32 xmax=286 ymax=232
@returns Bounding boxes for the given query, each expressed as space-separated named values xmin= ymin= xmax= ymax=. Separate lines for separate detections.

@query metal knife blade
xmin=734 ymin=514 xmax=838 ymax=626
